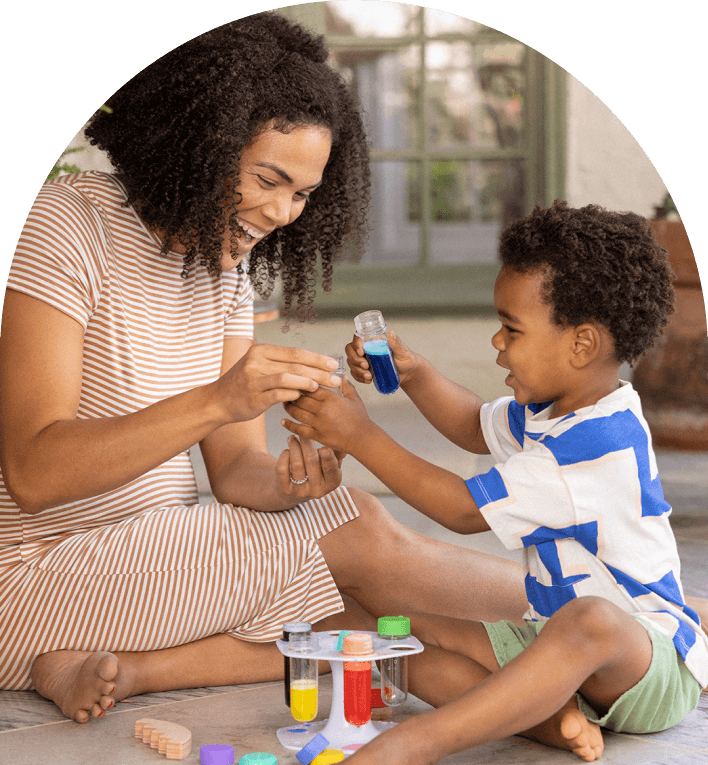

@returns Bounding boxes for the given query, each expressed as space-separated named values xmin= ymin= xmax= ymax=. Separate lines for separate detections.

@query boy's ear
xmin=569 ymin=323 xmax=601 ymax=369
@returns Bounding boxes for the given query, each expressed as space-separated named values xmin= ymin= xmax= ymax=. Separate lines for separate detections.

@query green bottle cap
xmin=377 ymin=616 xmax=410 ymax=637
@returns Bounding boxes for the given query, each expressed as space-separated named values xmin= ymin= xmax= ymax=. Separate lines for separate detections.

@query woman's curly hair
xmin=498 ymin=200 xmax=675 ymax=365
xmin=84 ymin=11 xmax=370 ymax=320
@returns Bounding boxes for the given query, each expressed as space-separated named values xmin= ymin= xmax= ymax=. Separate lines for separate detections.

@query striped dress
xmin=0 ymin=172 xmax=358 ymax=690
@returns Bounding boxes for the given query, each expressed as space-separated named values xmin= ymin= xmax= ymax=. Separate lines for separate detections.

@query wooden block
xmin=134 ymin=718 xmax=192 ymax=761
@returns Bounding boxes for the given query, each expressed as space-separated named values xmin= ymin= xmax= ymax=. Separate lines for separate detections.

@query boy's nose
xmin=491 ymin=328 xmax=505 ymax=351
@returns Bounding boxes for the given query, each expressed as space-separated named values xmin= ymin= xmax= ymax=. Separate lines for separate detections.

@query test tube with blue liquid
xmin=354 ymin=311 xmax=399 ymax=395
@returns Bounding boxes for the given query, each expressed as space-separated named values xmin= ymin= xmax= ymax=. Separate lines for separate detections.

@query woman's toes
xmin=99 ymin=695 xmax=114 ymax=711
xmin=75 ymin=708 xmax=90 ymax=724
xmin=91 ymin=702 xmax=105 ymax=719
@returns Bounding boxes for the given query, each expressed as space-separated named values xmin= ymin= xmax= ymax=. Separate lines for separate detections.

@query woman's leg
xmin=318 ymin=488 xmax=527 ymax=624
xmin=25 ymin=488 xmax=527 ymax=723
xmin=31 ymin=596 xmax=376 ymax=723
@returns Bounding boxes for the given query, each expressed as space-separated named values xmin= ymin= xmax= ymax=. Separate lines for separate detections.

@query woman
xmin=0 ymin=12 xmax=527 ymax=724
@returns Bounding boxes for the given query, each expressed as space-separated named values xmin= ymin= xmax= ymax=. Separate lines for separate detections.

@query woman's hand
xmin=275 ymin=434 xmax=344 ymax=501
xmin=346 ymin=330 xmax=419 ymax=387
xmin=281 ymin=376 xmax=371 ymax=458
xmin=216 ymin=343 xmax=342 ymax=424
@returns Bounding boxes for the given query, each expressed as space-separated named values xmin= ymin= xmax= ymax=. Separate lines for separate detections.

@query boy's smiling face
xmin=492 ymin=266 xmax=579 ymax=414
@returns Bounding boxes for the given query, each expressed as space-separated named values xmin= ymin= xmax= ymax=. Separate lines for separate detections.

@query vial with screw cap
xmin=289 ymin=631 xmax=318 ymax=722
xmin=282 ymin=622 xmax=312 ymax=706
xmin=378 ymin=616 xmax=410 ymax=706
xmin=354 ymin=311 xmax=400 ymax=394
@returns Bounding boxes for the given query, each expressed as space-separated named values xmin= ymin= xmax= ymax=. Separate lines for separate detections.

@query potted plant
xmin=632 ymin=194 xmax=708 ymax=450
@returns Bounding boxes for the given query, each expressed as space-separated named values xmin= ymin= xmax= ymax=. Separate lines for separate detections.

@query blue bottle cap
xmin=200 ymin=744 xmax=235 ymax=765
xmin=238 ymin=754 xmax=278 ymax=765
xmin=296 ymin=733 xmax=329 ymax=764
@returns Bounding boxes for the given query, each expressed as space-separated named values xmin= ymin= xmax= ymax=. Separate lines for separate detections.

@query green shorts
xmin=482 ymin=616 xmax=701 ymax=734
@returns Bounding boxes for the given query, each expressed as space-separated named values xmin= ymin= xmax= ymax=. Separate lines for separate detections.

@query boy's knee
xmin=554 ymin=596 xmax=626 ymax=647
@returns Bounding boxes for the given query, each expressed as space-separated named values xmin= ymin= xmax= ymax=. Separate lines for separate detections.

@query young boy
xmin=282 ymin=201 xmax=708 ymax=763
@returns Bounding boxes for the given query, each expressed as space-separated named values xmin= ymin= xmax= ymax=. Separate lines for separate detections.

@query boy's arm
xmin=347 ymin=331 xmax=490 ymax=454
xmin=401 ymin=353 xmax=490 ymax=455
xmin=282 ymin=378 xmax=490 ymax=535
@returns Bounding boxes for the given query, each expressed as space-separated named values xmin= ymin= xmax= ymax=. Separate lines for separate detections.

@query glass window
xmin=325 ymin=0 xmax=419 ymax=37
xmin=360 ymin=161 xmax=422 ymax=266
xmin=281 ymin=1 xmax=560 ymax=277
xmin=428 ymin=159 xmax=525 ymax=264
xmin=426 ymin=40 xmax=525 ymax=152
xmin=329 ymin=46 xmax=420 ymax=151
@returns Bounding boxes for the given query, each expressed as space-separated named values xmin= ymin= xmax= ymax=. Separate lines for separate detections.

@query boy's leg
xmin=346 ymin=596 xmax=653 ymax=765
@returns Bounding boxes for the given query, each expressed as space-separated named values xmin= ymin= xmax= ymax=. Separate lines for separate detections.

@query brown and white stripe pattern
xmin=0 ymin=489 xmax=358 ymax=689
xmin=0 ymin=173 xmax=359 ymax=689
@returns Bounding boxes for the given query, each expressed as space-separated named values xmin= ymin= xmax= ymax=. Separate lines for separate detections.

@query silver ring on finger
xmin=289 ymin=472 xmax=308 ymax=485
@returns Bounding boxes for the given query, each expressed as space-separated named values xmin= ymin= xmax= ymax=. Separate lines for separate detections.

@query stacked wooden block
xmin=135 ymin=718 xmax=192 ymax=760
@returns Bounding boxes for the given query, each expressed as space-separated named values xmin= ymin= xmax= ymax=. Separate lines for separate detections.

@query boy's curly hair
xmin=84 ymin=11 xmax=370 ymax=320
xmin=498 ymin=200 xmax=675 ymax=365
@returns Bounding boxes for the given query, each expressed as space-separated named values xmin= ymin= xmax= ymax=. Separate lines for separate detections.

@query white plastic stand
xmin=275 ymin=630 xmax=423 ymax=755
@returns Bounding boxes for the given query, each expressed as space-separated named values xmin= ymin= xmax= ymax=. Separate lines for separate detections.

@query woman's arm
xmin=347 ymin=331 xmax=490 ymax=454
xmin=0 ymin=290 xmax=340 ymax=514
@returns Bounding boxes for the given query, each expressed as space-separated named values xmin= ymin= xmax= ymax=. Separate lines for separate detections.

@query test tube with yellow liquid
xmin=289 ymin=631 xmax=318 ymax=722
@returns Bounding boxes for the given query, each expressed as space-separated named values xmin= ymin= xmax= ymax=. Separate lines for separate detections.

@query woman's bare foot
xmin=30 ymin=650 xmax=134 ymax=723
xmin=522 ymin=696 xmax=604 ymax=762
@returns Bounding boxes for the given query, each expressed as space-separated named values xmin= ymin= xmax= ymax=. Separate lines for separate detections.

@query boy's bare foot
xmin=30 ymin=650 xmax=134 ymax=723
xmin=522 ymin=696 xmax=604 ymax=762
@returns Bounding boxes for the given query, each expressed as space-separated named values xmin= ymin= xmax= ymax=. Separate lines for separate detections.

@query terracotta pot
xmin=632 ymin=221 xmax=708 ymax=450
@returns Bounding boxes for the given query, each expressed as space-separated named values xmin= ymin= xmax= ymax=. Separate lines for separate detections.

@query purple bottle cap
xmin=200 ymin=744 xmax=235 ymax=765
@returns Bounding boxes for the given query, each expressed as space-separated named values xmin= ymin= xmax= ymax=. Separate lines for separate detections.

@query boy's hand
xmin=281 ymin=376 xmax=371 ymax=457
xmin=346 ymin=330 xmax=419 ymax=387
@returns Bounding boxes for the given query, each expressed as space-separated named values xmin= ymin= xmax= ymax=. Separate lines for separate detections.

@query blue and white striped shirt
xmin=466 ymin=381 xmax=708 ymax=688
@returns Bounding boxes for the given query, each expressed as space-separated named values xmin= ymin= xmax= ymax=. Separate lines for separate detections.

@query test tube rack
xmin=275 ymin=630 xmax=424 ymax=754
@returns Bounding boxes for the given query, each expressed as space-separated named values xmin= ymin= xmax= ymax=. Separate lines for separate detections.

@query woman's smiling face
xmin=221 ymin=123 xmax=332 ymax=271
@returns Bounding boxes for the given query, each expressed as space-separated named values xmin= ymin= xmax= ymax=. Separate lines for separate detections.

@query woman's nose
xmin=263 ymin=193 xmax=295 ymax=228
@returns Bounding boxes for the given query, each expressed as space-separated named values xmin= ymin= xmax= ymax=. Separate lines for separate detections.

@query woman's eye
xmin=258 ymin=176 xmax=276 ymax=188
xmin=295 ymin=192 xmax=311 ymax=202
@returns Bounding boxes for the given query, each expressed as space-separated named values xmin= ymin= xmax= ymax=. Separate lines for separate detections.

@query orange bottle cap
xmin=341 ymin=632 xmax=373 ymax=655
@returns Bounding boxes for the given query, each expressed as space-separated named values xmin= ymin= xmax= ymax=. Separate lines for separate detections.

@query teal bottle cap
xmin=377 ymin=616 xmax=410 ymax=636
xmin=238 ymin=754 xmax=278 ymax=765
xmin=335 ymin=631 xmax=351 ymax=651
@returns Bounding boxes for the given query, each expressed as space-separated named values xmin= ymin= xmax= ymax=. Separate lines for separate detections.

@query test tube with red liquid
xmin=341 ymin=632 xmax=372 ymax=726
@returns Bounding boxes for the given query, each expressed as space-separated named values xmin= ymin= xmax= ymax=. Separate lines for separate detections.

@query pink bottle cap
xmin=341 ymin=632 xmax=373 ymax=656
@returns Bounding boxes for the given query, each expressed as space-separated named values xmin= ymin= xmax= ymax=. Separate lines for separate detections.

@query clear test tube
xmin=289 ymin=631 xmax=318 ymax=722
xmin=378 ymin=616 xmax=410 ymax=706
xmin=283 ymin=622 xmax=312 ymax=706
xmin=327 ymin=354 xmax=344 ymax=394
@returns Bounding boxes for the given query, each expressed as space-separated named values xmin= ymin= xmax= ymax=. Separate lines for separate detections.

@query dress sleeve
xmin=223 ymin=272 xmax=255 ymax=340
xmin=7 ymin=180 xmax=106 ymax=329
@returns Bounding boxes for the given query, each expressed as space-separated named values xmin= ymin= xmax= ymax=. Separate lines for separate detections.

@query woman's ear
xmin=569 ymin=323 xmax=602 ymax=369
